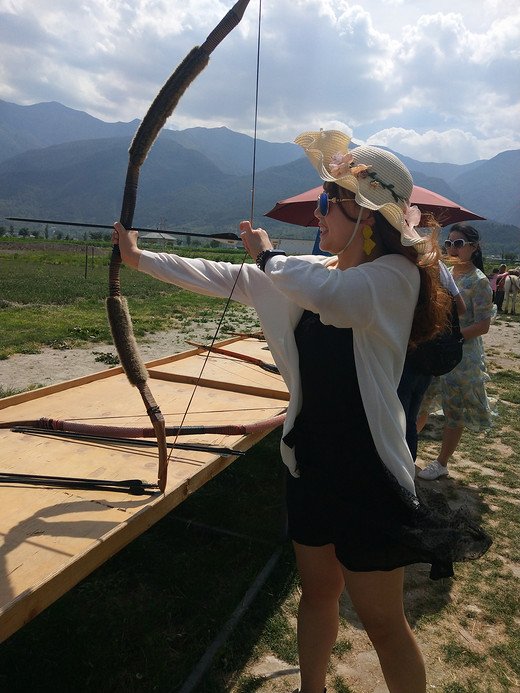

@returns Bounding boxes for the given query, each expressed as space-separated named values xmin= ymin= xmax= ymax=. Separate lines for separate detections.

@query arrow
xmin=186 ymin=341 xmax=280 ymax=374
xmin=5 ymin=217 xmax=240 ymax=243
xmin=12 ymin=426 xmax=245 ymax=457
xmin=223 ymin=331 xmax=265 ymax=340
xmin=0 ymin=471 xmax=158 ymax=495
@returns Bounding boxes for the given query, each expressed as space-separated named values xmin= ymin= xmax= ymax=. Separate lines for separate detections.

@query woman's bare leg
xmin=342 ymin=567 xmax=426 ymax=693
xmin=416 ymin=411 xmax=428 ymax=433
xmin=293 ymin=542 xmax=345 ymax=693
xmin=437 ymin=425 xmax=463 ymax=467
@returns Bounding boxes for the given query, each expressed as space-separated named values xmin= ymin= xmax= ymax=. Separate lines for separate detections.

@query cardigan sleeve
xmin=139 ymin=250 xmax=266 ymax=306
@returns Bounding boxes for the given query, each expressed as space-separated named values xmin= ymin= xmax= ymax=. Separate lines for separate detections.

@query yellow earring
xmin=362 ymin=225 xmax=376 ymax=256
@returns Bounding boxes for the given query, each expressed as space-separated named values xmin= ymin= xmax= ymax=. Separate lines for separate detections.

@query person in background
xmin=487 ymin=267 xmax=501 ymax=303
xmin=417 ymin=223 xmax=496 ymax=480
xmin=112 ymin=130 xmax=491 ymax=693
xmin=398 ymin=261 xmax=466 ymax=460
xmin=495 ymin=263 xmax=508 ymax=312
xmin=495 ymin=265 xmax=520 ymax=312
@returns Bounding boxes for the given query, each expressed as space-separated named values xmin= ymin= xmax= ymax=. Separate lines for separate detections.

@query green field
xmin=0 ymin=241 xmax=258 ymax=361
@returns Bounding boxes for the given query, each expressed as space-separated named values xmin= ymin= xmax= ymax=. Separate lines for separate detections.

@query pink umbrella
xmin=264 ymin=184 xmax=485 ymax=228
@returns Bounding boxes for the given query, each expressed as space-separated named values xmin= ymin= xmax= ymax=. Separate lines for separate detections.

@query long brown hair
xmin=373 ymin=211 xmax=451 ymax=348
xmin=324 ymin=182 xmax=451 ymax=347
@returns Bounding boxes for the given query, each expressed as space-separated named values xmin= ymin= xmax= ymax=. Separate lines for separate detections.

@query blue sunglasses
xmin=317 ymin=192 xmax=353 ymax=216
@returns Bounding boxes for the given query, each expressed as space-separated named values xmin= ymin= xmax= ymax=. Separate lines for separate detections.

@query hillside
xmin=1 ymin=100 xmax=519 ymax=256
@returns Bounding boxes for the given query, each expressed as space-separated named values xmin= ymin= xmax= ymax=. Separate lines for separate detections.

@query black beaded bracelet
xmin=256 ymin=249 xmax=286 ymax=272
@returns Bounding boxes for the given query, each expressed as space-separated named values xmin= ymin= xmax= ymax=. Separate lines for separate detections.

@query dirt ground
xmin=0 ymin=315 xmax=518 ymax=693
xmin=1 ymin=313 xmax=518 ymax=394
xmin=0 ymin=317 xmax=230 ymax=393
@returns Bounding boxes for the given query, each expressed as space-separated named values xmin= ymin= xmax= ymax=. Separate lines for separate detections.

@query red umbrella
xmin=409 ymin=186 xmax=486 ymax=226
xmin=264 ymin=184 xmax=485 ymax=228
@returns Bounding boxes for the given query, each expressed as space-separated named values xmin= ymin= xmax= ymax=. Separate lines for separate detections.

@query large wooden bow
xmin=106 ymin=0 xmax=251 ymax=492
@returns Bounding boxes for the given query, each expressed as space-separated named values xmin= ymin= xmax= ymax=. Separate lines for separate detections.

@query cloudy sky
xmin=1 ymin=0 xmax=519 ymax=164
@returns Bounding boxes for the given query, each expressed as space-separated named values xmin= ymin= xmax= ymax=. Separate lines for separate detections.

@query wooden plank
xmin=147 ymin=338 xmax=287 ymax=400
xmin=0 ymin=338 xmax=288 ymax=642
xmin=0 ymin=366 xmax=125 ymax=409
xmin=149 ymin=370 xmax=289 ymax=401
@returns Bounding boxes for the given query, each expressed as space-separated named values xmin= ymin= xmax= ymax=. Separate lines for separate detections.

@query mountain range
xmin=1 ymin=100 xmax=518 ymax=256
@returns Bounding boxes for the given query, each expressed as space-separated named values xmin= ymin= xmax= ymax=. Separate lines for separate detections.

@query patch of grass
xmin=260 ymin=607 xmax=300 ymax=665
xmin=489 ymin=637 xmax=520 ymax=684
xmin=414 ymin=342 xmax=520 ymax=692
xmin=93 ymin=350 xmax=120 ymax=365
xmin=0 ymin=386 xmax=22 ymax=398
xmin=0 ymin=248 xmax=258 ymax=357
xmin=332 ymin=638 xmax=353 ymax=657
xmin=331 ymin=676 xmax=356 ymax=693
xmin=441 ymin=682 xmax=493 ymax=693
xmin=488 ymin=370 xmax=520 ymax=404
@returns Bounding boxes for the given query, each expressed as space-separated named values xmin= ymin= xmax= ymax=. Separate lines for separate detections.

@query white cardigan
xmin=139 ymin=250 xmax=420 ymax=495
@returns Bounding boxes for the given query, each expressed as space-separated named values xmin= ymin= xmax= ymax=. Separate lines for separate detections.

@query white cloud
xmin=367 ymin=128 xmax=479 ymax=163
xmin=0 ymin=0 xmax=519 ymax=163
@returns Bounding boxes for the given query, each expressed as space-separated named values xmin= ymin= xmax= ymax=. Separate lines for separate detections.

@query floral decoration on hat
xmin=329 ymin=151 xmax=354 ymax=176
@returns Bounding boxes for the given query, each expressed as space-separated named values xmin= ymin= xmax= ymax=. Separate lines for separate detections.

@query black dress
xmin=284 ymin=310 xmax=491 ymax=580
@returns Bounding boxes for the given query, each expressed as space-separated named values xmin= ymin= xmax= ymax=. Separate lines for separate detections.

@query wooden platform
xmin=0 ymin=337 xmax=288 ymax=642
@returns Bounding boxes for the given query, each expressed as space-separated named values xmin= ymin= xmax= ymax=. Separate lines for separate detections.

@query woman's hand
xmin=461 ymin=316 xmax=491 ymax=340
xmin=112 ymin=222 xmax=142 ymax=269
xmin=239 ymin=221 xmax=272 ymax=262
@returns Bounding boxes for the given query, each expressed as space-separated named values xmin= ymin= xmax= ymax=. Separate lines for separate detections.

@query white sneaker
xmin=417 ymin=459 xmax=448 ymax=480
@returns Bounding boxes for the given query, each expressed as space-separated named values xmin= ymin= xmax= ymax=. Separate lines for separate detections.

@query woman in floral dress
xmin=417 ymin=223 xmax=495 ymax=480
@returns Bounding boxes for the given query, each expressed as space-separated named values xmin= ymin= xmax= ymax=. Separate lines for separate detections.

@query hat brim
xmin=295 ymin=129 xmax=428 ymax=250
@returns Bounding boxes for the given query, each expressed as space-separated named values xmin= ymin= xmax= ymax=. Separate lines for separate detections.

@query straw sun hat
xmin=295 ymin=129 xmax=426 ymax=250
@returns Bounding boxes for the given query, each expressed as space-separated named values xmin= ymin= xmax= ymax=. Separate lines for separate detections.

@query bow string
xmin=167 ymin=0 xmax=263 ymax=458
xmin=107 ymin=0 xmax=251 ymax=492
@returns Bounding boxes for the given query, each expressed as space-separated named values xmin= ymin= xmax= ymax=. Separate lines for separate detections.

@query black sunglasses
xmin=444 ymin=239 xmax=474 ymax=249
xmin=317 ymin=192 xmax=353 ymax=216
